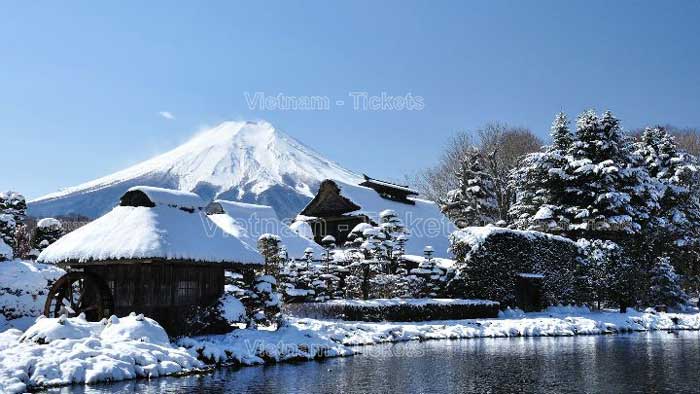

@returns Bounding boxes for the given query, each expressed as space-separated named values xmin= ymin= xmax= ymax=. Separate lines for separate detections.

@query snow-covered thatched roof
xmin=38 ymin=187 xmax=263 ymax=266
xmin=123 ymin=186 xmax=206 ymax=210
xmin=207 ymin=199 xmax=323 ymax=258
xmin=301 ymin=180 xmax=455 ymax=258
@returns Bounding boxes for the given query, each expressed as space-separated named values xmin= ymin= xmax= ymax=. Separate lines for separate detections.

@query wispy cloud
xmin=158 ymin=111 xmax=175 ymax=120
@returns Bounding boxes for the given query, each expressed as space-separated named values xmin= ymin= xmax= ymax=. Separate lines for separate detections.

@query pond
xmin=40 ymin=331 xmax=700 ymax=394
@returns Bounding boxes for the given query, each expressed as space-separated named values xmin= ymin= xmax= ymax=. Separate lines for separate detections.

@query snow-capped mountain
xmin=29 ymin=121 xmax=362 ymax=220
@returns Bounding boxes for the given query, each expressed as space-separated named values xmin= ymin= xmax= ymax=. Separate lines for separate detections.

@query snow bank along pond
xmin=2 ymin=306 xmax=700 ymax=393
xmin=32 ymin=331 xmax=700 ymax=394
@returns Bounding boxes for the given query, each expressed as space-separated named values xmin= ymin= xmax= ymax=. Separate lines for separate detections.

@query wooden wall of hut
xmin=85 ymin=262 xmax=226 ymax=335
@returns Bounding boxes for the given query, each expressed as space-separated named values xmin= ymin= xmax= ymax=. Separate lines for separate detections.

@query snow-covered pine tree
xmin=509 ymin=112 xmax=572 ymax=231
xmin=441 ymin=147 xmax=499 ymax=227
xmin=31 ymin=218 xmax=64 ymax=255
xmin=634 ymin=126 xmax=700 ymax=290
xmin=254 ymin=234 xmax=283 ymax=326
xmin=647 ymin=256 xmax=689 ymax=309
xmin=563 ymin=110 xmax=658 ymax=239
xmin=378 ymin=209 xmax=409 ymax=271
xmin=257 ymin=233 xmax=282 ymax=276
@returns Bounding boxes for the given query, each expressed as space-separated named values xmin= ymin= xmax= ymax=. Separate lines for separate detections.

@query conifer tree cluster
xmin=505 ymin=110 xmax=700 ymax=309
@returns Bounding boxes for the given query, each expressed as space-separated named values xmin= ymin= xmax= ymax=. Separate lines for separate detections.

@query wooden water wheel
xmin=43 ymin=272 xmax=113 ymax=321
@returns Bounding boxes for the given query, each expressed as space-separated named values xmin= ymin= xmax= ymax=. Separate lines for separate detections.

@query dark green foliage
xmin=31 ymin=218 xmax=64 ymax=254
xmin=447 ymin=229 xmax=579 ymax=307
xmin=286 ymin=300 xmax=500 ymax=322
xmin=646 ymin=256 xmax=689 ymax=309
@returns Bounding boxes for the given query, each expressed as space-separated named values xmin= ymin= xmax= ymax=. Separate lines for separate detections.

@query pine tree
xmin=510 ymin=112 xmax=572 ymax=231
xmin=562 ymin=110 xmax=657 ymax=239
xmin=647 ymin=256 xmax=689 ymax=309
xmin=441 ymin=147 xmax=499 ymax=227
xmin=254 ymin=234 xmax=283 ymax=327
xmin=634 ymin=127 xmax=700 ymax=288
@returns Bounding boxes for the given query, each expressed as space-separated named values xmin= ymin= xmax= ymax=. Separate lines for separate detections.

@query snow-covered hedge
xmin=447 ymin=227 xmax=579 ymax=307
xmin=0 ymin=260 xmax=65 ymax=326
xmin=285 ymin=298 xmax=500 ymax=322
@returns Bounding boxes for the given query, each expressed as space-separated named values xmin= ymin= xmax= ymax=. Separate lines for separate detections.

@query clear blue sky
xmin=2 ymin=1 xmax=699 ymax=199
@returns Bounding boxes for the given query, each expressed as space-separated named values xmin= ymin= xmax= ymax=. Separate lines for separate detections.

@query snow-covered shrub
xmin=287 ymin=298 xmax=500 ymax=322
xmin=0 ymin=260 xmax=65 ymax=322
xmin=447 ymin=227 xmax=578 ymax=307
xmin=0 ymin=191 xmax=27 ymax=255
xmin=100 ymin=312 xmax=170 ymax=344
xmin=30 ymin=218 xmax=64 ymax=256
xmin=249 ymin=274 xmax=281 ymax=327
xmin=0 ymin=214 xmax=16 ymax=255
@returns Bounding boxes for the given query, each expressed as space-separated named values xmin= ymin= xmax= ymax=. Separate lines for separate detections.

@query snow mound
xmin=20 ymin=315 xmax=99 ymax=343
xmin=218 ymin=295 xmax=246 ymax=323
xmin=100 ymin=313 xmax=170 ymax=344
xmin=0 ymin=315 xmax=203 ymax=393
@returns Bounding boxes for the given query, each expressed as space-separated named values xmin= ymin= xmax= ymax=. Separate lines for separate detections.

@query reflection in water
xmin=41 ymin=332 xmax=700 ymax=394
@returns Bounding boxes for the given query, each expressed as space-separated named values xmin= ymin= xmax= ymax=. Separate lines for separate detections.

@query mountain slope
xmin=29 ymin=121 xmax=362 ymax=220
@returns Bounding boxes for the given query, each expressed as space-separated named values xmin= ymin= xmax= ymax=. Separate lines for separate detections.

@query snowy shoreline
xmin=2 ymin=307 xmax=699 ymax=393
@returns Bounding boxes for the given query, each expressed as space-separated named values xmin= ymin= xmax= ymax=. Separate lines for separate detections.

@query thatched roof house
xmin=298 ymin=178 xmax=455 ymax=257
xmin=38 ymin=186 xmax=263 ymax=335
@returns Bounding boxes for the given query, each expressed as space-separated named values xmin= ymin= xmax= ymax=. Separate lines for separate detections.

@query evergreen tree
xmin=577 ymin=239 xmax=639 ymax=312
xmin=634 ymin=127 xmax=700 ymax=290
xmin=441 ymin=147 xmax=499 ymax=227
xmin=254 ymin=234 xmax=283 ymax=327
xmin=510 ymin=112 xmax=572 ymax=231
xmin=561 ymin=110 xmax=658 ymax=239
xmin=647 ymin=256 xmax=689 ymax=309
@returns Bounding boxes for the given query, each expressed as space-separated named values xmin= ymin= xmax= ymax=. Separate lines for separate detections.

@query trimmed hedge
xmin=447 ymin=227 xmax=579 ymax=308
xmin=284 ymin=299 xmax=500 ymax=322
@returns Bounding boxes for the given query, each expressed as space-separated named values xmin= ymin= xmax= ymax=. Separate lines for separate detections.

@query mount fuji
xmin=29 ymin=121 xmax=363 ymax=220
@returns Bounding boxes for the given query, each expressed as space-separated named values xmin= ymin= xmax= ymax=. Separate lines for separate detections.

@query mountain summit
xmin=29 ymin=121 xmax=362 ymax=219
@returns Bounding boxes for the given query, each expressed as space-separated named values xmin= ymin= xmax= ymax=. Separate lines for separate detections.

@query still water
xmin=41 ymin=332 xmax=700 ymax=394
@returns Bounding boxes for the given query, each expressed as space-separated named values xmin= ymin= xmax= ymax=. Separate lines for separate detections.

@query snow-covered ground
xmin=1 ymin=306 xmax=699 ymax=393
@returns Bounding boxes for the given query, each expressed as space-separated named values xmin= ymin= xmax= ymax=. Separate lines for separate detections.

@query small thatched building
xmin=38 ymin=186 xmax=263 ymax=335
